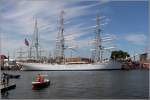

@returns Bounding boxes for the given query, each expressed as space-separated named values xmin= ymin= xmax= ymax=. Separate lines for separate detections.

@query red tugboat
xmin=32 ymin=74 xmax=50 ymax=89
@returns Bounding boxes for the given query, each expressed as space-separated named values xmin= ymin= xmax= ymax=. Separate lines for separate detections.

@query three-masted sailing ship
xmin=19 ymin=11 xmax=122 ymax=70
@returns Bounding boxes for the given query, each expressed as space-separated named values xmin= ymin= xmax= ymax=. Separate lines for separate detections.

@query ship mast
xmin=34 ymin=18 xmax=39 ymax=60
xmin=56 ymin=11 xmax=65 ymax=63
xmin=95 ymin=14 xmax=103 ymax=62
xmin=29 ymin=18 xmax=39 ymax=60
xmin=17 ymin=47 xmax=26 ymax=60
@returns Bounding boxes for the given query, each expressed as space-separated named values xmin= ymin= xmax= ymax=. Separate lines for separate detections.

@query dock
xmin=0 ymin=84 xmax=16 ymax=93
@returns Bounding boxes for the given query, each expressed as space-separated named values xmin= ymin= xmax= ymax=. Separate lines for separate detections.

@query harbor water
xmin=1 ymin=70 xmax=149 ymax=99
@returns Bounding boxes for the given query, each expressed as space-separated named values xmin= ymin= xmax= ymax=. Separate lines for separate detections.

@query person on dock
xmin=6 ymin=74 xmax=9 ymax=86
xmin=2 ymin=73 xmax=6 ymax=87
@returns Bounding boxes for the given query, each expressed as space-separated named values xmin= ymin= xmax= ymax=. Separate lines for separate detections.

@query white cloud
xmin=0 ymin=0 xmax=110 ymax=57
xmin=124 ymin=33 xmax=147 ymax=45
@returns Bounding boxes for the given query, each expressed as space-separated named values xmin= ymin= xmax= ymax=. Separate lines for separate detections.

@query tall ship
xmin=19 ymin=11 xmax=122 ymax=71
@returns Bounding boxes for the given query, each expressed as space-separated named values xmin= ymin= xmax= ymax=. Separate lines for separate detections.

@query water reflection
xmin=1 ymin=91 xmax=9 ymax=98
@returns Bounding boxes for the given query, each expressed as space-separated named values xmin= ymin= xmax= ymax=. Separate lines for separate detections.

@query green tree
xmin=111 ymin=50 xmax=130 ymax=60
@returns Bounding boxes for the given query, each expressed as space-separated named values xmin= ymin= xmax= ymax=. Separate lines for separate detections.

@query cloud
xmin=124 ymin=33 xmax=147 ymax=45
xmin=1 ymin=0 xmax=107 ymax=57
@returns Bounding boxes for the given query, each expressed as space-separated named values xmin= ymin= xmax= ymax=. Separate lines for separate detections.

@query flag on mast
xmin=25 ymin=38 xmax=29 ymax=46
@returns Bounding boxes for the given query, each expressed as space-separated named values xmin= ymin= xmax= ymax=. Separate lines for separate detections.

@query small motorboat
xmin=9 ymin=75 xmax=20 ymax=79
xmin=2 ymin=73 xmax=20 ymax=79
xmin=32 ymin=79 xmax=50 ymax=89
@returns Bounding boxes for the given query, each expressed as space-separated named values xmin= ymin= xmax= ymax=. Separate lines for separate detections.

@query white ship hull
xmin=19 ymin=61 xmax=122 ymax=71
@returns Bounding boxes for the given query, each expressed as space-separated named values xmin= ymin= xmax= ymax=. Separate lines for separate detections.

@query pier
xmin=0 ymin=83 xmax=16 ymax=93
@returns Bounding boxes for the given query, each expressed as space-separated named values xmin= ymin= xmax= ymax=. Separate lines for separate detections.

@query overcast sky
xmin=0 ymin=0 xmax=148 ymax=58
